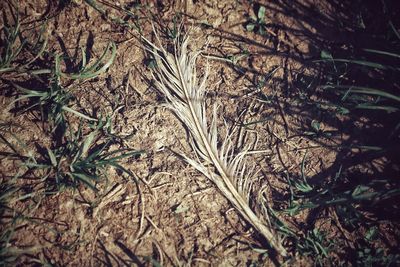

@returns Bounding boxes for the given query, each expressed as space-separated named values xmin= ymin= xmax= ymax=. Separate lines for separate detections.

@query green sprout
xmin=246 ymin=6 xmax=268 ymax=36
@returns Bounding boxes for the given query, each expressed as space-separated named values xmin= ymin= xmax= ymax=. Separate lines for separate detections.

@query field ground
xmin=1 ymin=0 xmax=399 ymax=266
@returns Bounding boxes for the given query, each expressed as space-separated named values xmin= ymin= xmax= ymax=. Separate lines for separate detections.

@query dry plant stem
xmin=142 ymin=29 xmax=287 ymax=257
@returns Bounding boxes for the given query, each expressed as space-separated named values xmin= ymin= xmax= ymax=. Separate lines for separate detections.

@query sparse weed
xmin=356 ymin=247 xmax=400 ymax=267
xmin=83 ymin=0 xmax=145 ymax=31
xmin=246 ymin=5 xmax=268 ymax=36
xmin=295 ymin=228 xmax=334 ymax=266
xmin=0 ymin=6 xmax=47 ymax=75
xmin=12 ymin=40 xmax=115 ymax=135
xmin=24 ymin=117 xmax=141 ymax=192
xmin=0 ymin=4 xmax=142 ymax=264
xmin=0 ymin=168 xmax=43 ymax=265
xmin=280 ymin=11 xmax=400 ymax=264
xmin=59 ymin=41 xmax=116 ymax=80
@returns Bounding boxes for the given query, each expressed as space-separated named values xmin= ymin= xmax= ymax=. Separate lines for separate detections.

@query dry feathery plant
xmin=142 ymin=27 xmax=288 ymax=257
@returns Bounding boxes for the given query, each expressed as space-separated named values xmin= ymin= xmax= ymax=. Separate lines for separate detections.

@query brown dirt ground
xmin=1 ymin=0 xmax=396 ymax=266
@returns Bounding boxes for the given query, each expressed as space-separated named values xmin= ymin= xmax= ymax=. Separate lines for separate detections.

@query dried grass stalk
xmin=142 ymin=28 xmax=287 ymax=257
